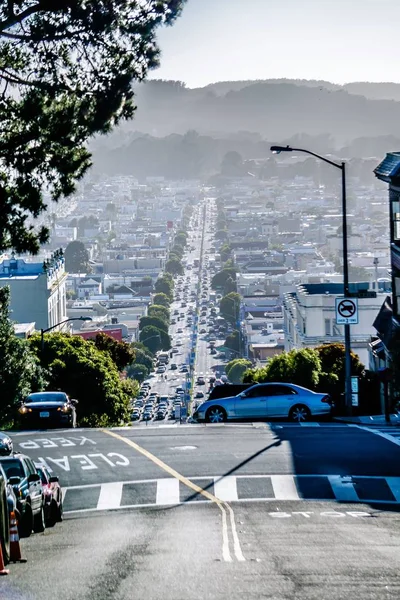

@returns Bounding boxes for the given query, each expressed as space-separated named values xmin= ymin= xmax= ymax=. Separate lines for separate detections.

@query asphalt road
xmin=6 ymin=423 xmax=400 ymax=600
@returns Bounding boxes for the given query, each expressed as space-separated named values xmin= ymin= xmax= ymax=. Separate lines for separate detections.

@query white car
xmin=193 ymin=383 xmax=331 ymax=423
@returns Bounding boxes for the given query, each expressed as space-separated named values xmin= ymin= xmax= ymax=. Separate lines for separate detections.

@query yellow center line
xmin=102 ymin=429 xmax=234 ymax=562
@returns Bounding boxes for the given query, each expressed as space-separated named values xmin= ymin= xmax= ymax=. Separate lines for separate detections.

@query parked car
xmin=18 ymin=391 xmax=78 ymax=429
xmin=0 ymin=453 xmax=45 ymax=537
xmin=35 ymin=466 xmax=63 ymax=527
xmin=193 ymin=383 xmax=331 ymax=423
xmin=0 ymin=464 xmax=10 ymax=563
xmin=0 ymin=432 xmax=13 ymax=456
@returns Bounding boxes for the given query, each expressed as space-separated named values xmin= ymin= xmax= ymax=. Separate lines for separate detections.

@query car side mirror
xmin=239 ymin=393 xmax=247 ymax=398
xmin=71 ymin=399 xmax=79 ymax=405
xmin=28 ymin=473 xmax=40 ymax=483
xmin=8 ymin=476 xmax=21 ymax=485
xmin=49 ymin=476 xmax=59 ymax=483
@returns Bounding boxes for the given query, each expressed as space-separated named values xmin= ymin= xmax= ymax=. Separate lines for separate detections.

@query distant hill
xmin=122 ymin=80 xmax=400 ymax=143
xmin=198 ymin=79 xmax=400 ymax=102
xmin=343 ymin=82 xmax=400 ymax=102
xmin=199 ymin=78 xmax=340 ymax=96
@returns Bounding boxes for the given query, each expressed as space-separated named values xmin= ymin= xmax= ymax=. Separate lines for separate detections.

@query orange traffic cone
xmin=9 ymin=511 xmax=27 ymax=563
xmin=0 ymin=538 xmax=9 ymax=575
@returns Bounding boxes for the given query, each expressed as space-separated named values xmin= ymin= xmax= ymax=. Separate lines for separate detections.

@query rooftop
xmin=374 ymin=152 xmax=400 ymax=182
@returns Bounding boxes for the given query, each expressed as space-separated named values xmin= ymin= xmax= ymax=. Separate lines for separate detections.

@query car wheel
xmin=46 ymin=501 xmax=58 ymax=528
xmin=20 ymin=503 xmax=33 ymax=538
xmin=206 ymin=406 xmax=227 ymax=423
xmin=57 ymin=498 xmax=63 ymax=522
xmin=289 ymin=404 xmax=311 ymax=423
xmin=33 ymin=505 xmax=45 ymax=534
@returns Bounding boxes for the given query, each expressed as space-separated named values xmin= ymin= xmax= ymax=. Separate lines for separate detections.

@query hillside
xmin=114 ymin=80 xmax=400 ymax=143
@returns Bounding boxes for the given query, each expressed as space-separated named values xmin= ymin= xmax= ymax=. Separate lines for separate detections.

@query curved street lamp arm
xmin=290 ymin=147 xmax=343 ymax=170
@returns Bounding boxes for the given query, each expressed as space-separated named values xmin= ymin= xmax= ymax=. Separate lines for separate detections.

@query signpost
xmin=335 ymin=297 xmax=358 ymax=325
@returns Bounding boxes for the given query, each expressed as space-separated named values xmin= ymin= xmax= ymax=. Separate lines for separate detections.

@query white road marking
xmin=96 ymin=482 xmax=123 ymax=510
xmin=156 ymin=478 xmax=180 ymax=505
xmin=271 ymin=475 xmax=300 ymax=500
xmin=214 ymin=476 xmax=238 ymax=502
xmin=299 ymin=422 xmax=320 ymax=427
xmin=386 ymin=477 xmax=400 ymax=502
xmin=355 ymin=425 xmax=400 ymax=447
xmin=328 ymin=475 xmax=358 ymax=501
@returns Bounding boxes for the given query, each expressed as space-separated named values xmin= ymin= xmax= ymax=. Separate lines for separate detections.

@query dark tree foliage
xmin=64 ymin=240 xmax=90 ymax=273
xmin=154 ymin=276 xmax=173 ymax=299
xmin=0 ymin=0 xmax=186 ymax=253
xmin=152 ymin=292 xmax=171 ymax=308
xmin=0 ymin=286 xmax=45 ymax=425
xmin=147 ymin=304 xmax=170 ymax=323
xmin=139 ymin=315 xmax=169 ymax=333
xmin=92 ymin=332 xmax=135 ymax=371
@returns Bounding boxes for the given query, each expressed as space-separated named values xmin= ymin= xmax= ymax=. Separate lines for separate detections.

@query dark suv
xmin=0 ymin=454 xmax=45 ymax=537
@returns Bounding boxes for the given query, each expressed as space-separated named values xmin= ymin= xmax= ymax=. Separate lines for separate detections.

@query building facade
xmin=283 ymin=282 xmax=387 ymax=365
xmin=0 ymin=251 xmax=67 ymax=331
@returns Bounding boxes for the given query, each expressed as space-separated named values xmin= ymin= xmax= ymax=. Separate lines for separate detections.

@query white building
xmin=283 ymin=282 xmax=389 ymax=365
xmin=0 ymin=251 xmax=67 ymax=330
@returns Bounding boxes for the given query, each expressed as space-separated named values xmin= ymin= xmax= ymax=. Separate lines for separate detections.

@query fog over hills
xmin=90 ymin=78 xmax=400 ymax=179
xmin=101 ymin=79 xmax=400 ymax=142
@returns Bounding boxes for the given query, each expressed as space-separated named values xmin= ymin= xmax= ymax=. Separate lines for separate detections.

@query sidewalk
xmin=334 ymin=413 xmax=400 ymax=425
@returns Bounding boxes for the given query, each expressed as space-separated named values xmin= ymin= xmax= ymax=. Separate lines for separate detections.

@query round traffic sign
xmin=337 ymin=299 xmax=356 ymax=318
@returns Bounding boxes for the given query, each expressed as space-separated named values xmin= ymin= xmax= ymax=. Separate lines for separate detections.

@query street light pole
xmin=271 ymin=146 xmax=352 ymax=415
xmin=41 ymin=316 xmax=92 ymax=354
xmin=340 ymin=162 xmax=353 ymax=416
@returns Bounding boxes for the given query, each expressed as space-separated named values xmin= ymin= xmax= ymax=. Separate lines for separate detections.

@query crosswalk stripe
xmin=156 ymin=478 xmax=180 ymax=505
xmin=63 ymin=474 xmax=400 ymax=515
xmin=270 ymin=475 xmax=300 ymax=500
xmin=328 ymin=475 xmax=358 ymax=501
xmin=386 ymin=477 xmax=400 ymax=502
xmin=356 ymin=425 xmax=400 ymax=447
xmin=96 ymin=482 xmax=123 ymax=510
xmin=214 ymin=476 xmax=238 ymax=501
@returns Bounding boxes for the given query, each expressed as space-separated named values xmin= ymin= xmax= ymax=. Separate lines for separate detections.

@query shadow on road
xmin=184 ymin=436 xmax=282 ymax=502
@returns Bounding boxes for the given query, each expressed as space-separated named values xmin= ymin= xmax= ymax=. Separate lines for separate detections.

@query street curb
xmin=333 ymin=414 xmax=400 ymax=425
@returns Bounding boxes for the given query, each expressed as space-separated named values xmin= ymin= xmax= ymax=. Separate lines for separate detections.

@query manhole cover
xmin=170 ymin=445 xmax=197 ymax=451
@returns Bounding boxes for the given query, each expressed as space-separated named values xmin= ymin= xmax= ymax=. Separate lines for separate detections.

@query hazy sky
xmin=153 ymin=0 xmax=399 ymax=87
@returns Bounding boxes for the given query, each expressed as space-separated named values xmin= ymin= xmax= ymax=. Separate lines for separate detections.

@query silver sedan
xmin=192 ymin=383 xmax=331 ymax=423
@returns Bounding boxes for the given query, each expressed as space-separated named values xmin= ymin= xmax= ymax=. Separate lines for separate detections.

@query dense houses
xmin=0 ymin=158 xmax=397 ymax=402
xmin=0 ymin=176 xmax=199 ymax=341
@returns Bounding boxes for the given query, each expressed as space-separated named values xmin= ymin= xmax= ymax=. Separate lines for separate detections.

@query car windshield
xmin=25 ymin=392 xmax=67 ymax=403
xmin=0 ymin=459 xmax=24 ymax=479
xmin=36 ymin=467 xmax=48 ymax=484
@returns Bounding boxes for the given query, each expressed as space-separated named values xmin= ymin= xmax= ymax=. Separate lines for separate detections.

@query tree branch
xmin=0 ymin=3 xmax=43 ymax=32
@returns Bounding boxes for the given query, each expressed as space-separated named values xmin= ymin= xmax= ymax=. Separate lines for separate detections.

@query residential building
xmin=283 ymin=282 xmax=387 ymax=365
xmin=0 ymin=251 xmax=67 ymax=330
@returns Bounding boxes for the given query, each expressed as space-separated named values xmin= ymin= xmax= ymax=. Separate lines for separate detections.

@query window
xmin=333 ymin=324 xmax=341 ymax=336
xmin=393 ymin=201 xmax=400 ymax=241
xmin=25 ymin=458 xmax=37 ymax=477
xmin=0 ymin=459 xmax=24 ymax=479
xmin=266 ymin=385 xmax=297 ymax=396
xmin=325 ymin=318 xmax=331 ymax=336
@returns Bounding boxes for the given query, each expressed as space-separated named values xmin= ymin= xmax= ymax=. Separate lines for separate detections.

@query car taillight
xmin=321 ymin=395 xmax=330 ymax=404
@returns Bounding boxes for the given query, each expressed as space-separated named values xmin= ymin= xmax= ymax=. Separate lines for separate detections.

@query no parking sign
xmin=335 ymin=297 xmax=358 ymax=325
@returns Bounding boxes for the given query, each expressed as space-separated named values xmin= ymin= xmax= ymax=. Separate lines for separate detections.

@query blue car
xmin=192 ymin=382 xmax=331 ymax=423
